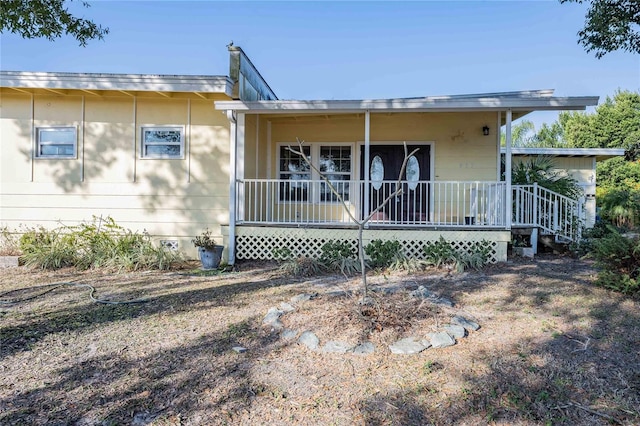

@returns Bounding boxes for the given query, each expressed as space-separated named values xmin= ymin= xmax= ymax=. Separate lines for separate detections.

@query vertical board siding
xmin=0 ymin=93 xmax=231 ymax=257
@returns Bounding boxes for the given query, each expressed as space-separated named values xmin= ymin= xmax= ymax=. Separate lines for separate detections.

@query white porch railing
xmin=237 ymin=179 xmax=507 ymax=227
xmin=513 ymin=184 xmax=584 ymax=241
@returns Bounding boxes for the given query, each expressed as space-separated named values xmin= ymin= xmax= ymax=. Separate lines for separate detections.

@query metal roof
xmin=501 ymin=147 xmax=625 ymax=161
xmin=0 ymin=71 xmax=233 ymax=97
xmin=214 ymin=90 xmax=599 ymax=114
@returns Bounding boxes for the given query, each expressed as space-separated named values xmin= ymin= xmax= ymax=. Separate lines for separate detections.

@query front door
xmin=360 ymin=145 xmax=430 ymax=223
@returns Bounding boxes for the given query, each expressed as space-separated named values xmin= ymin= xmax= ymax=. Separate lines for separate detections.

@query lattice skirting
xmin=230 ymin=226 xmax=510 ymax=263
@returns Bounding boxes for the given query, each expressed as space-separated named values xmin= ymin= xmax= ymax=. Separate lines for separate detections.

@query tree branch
xmin=288 ymin=138 xmax=360 ymax=224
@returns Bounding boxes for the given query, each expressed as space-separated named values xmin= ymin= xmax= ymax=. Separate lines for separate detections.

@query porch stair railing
xmin=512 ymin=183 xmax=585 ymax=242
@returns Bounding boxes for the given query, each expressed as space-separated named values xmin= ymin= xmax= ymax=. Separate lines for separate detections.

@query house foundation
xmin=224 ymin=225 xmax=510 ymax=263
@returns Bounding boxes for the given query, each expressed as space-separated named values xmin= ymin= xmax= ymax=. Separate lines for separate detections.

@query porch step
xmin=511 ymin=227 xmax=533 ymax=236
xmin=539 ymin=233 xmax=570 ymax=253
xmin=511 ymin=227 xmax=570 ymax=255
xmin=511 ymin=227 xmax=534 ymax=248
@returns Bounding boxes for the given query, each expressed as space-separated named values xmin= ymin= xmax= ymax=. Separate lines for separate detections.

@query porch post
xmin=237 ymin=113 xmax=246 ymax=222
xmin=363 ymin=110 xmax=371 ymax=224
xmin=496 ymin=111 xmax=501 ymax=181
xmin=531 ymin=183 xmax=539 ymax=254
xmin=505 ymin=109 xmax=513 ymax=229
xmin=227 ymin=110 xmax=237 ymax=265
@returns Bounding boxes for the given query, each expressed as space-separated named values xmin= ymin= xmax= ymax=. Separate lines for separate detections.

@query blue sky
xmin=1 ymin=1 xmax=638 ymax=129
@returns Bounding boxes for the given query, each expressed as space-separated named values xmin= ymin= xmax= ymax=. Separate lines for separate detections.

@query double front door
xmin=360 ymin=145 xmax=430 ymax=223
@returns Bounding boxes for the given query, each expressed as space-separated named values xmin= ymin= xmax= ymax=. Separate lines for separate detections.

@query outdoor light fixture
xmin=482 ymin=125 xmax=490 ymax=136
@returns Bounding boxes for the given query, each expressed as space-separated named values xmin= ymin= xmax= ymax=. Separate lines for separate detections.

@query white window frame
xmin=35 ymin=126 xmax=77 ymax=159
xmin=140 ymin=126 xmax=185 ymax=159
xmin=276 ymin=144 xmax=312 ymax=203
xmin=276 ymin=142 xmax=354 ymax=204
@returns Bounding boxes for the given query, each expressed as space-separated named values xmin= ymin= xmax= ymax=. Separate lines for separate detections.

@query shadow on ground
xmin=359 ymin=256 xmax=640 ymax=425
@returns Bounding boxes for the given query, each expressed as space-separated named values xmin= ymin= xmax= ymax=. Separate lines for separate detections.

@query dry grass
xmin=0 ymin=255 xmax=639 ymax=425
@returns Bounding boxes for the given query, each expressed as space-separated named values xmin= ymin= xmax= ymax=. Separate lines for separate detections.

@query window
xmin=279 ymin=145 xmax=311 ymax=201
xmin=141 ymin=127 xmax=184 ymax=158
xmin=320 ymin=146 xmax=352 ymax=201
xmin=370 ymin=155 xmax=384 ymax=190
xmin=36 ymin=127 xmax=77 ymax=158
xmin=277 ymin=144 xmax=353 ymax=202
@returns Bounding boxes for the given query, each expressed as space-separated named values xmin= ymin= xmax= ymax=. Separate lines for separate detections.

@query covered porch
xmin=215 ymin=91 xmax=598 ymax=263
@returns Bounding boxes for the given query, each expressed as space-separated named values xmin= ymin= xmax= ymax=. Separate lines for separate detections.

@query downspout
xmin=227 ymin=110 xmax=237 ymax=265
xmin=505 ymin=109 xmax=513 ymax=229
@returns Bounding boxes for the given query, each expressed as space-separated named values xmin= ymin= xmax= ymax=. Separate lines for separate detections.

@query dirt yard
xmin=1 ymin=255 xmax=638 ymax=425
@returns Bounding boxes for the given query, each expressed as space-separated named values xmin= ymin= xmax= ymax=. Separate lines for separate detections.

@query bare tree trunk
xmin=358 ymin=223 xmax=367 ymax=301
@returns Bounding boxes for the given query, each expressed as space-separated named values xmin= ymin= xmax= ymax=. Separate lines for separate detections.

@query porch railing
xmin=513 ymin=184 xmax=584 ymax=241
xmin=237 ymin=179 xmax=506 ymax=227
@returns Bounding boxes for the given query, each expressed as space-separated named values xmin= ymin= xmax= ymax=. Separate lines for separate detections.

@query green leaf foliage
xmin=563 ymin=91 xmax=640 ymax=155
xmin=597 ymin=185 xmax=640 ymax=229
xmin=17 ymin=217 xmax=181 ymax=270
xmin=525 ymin=90 xmax=640 ymax=228
xmin=561 ymin=0 xmax=640 ymax=58
xmin=511 ymin=155 xmax=584 ymax=200
xmin=423 ymin=237 xmax=492 ymax=272
xmin=319 ymin=240 xmax=361 ymax=276
xmin=500 ymin=120 xmax=536 ymax=147
xmin=364 ymin=239 xmax=405 ymax=269
xmin=530 ymin=121 xmax=566 ymax=148
xmin=0 ymin=0 xmax=109 ymax=46
xmin=589 ymin=227 xmax=640 ymax=296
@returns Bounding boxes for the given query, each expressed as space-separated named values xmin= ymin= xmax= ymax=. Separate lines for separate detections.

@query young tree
xmin=561 ymin=0 xmax=640 ymax=58
xmin=289 ymin=139 xmax=418 ymax=301
xmin=0 ymin=0 xmax=108 ymax=46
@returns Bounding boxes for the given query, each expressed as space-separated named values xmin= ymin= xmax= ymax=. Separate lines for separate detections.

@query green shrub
xmin=279 ymin=256 xmax=322 ymax=277
xmin=423 ymin=237 xmax=492 ymax=272
xmin=596 ymin=270 xmax=639 ymax=295
xmin=320 ymin=240 xmax=355 ymax=261
xmin=18 ymin=217 xmax=181 ymax=271
xmin=597 ymin=184 xmax=640 ymax=229
xmin=365 ymin=239 xmax=404 ymax=268
xmin=320 ymin=240 xmax=361 ymax=275
xmin=19 ymin=227 xmax=76 ymax=269
xmin=570 ymin=222 xmax=617 ymax=256
xmin=468 ymin=240 xmax=493 ymax=267
xmin=590 ymin=229 xmax=640 ymax=296
xmin=272 ymin=247 xmax=293 ymax=261
xmin=423 ymin=236 xmax=458 ymax=268
xmin=454 ymin=251 xmax=488 ymax=273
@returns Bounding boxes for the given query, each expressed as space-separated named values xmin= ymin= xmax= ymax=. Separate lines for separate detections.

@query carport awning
xmin=502 ymin=147 xmax=626 ymax=161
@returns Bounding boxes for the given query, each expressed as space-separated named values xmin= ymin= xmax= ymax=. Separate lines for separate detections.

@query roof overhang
xmin=502 ymin=147 xmax=626 ymax=161
xmin=214 ymin=90 xmax=599 ymax=115
xmin=0 ymin=71 xmax=234 ymax=98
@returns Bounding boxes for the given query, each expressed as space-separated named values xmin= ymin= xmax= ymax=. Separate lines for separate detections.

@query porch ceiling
xmin=249 ymin=110 xmax=532 ymax=123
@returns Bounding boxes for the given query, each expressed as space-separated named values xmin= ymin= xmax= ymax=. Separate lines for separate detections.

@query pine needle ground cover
xmin=1 ymin=256 xmax=638 ymax=425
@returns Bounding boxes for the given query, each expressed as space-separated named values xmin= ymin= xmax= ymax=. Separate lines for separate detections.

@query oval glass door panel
xmin=406 ymin=155 xmax=420 ymax=190
xmin=370 ymin=155 xmax=384 ymax=190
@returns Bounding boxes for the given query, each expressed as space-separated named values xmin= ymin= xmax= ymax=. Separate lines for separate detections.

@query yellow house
xmin=1 ymin=46 xmax=599 ymax=264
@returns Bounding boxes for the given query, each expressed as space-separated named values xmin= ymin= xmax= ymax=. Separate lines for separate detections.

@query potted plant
xmin=191 ymin=229 xmax=224 ymax=269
